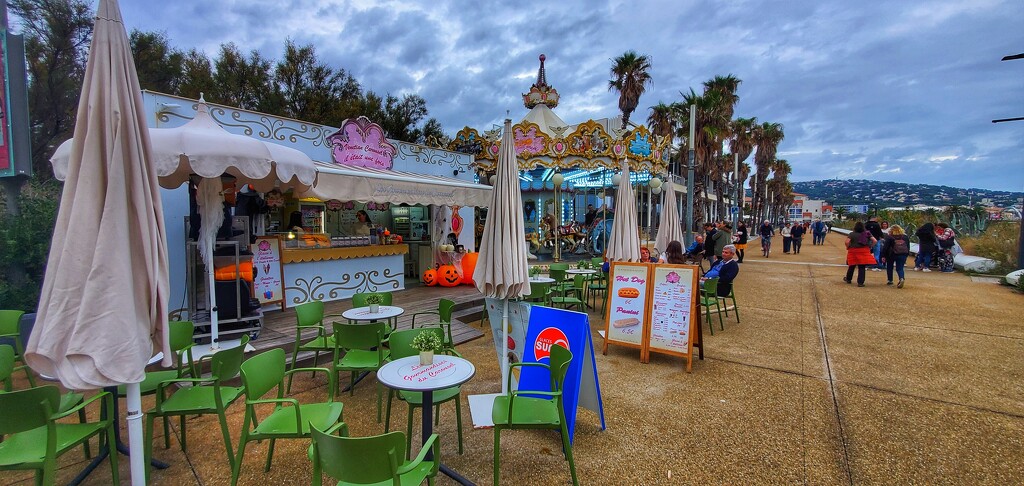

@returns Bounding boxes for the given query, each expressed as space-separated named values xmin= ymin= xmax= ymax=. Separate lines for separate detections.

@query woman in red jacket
xmin=844 ymin=221 xmax=878 ymax=287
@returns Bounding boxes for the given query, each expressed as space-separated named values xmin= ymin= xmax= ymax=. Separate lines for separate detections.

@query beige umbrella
xmin=605 ymin=159 xmax=641 ymax=262
xmin=26 ymin=0 xmax=169 ymax=482
xmin=51 ymin=98 xmax=318 ymax=347
xmin=654 ymin=180 xmax=683 ymax=253
xmin=474 ymin=118 xmax=531 ymax=393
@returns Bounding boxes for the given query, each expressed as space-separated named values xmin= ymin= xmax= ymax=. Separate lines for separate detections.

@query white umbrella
xmin=654 ymin=180 xmax=683 ymax=253
xmin=51 ymin=97 xmax=318 ymax=348
xmin=26 ymin=0 xmax=170 ymax=483
xmin=605 ymin=159 xmax=641 ymax=262
xmin=474 ymin=118 xmax=531 ymax=393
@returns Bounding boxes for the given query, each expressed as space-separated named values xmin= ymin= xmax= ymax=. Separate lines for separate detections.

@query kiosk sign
xmin=327 ymin=116 xmax=397 ymax=170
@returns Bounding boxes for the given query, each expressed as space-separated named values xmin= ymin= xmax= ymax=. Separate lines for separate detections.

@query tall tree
xmin=378 ymin=93 xmax=428 ymax=143
xmin=176 ymin=48 xmax=216 ymax=100
xmin=129 ymin=29 xmax=182 ymax=93
xmin=608 ymin=50 xmax=652 ymax=130
xmin=274 ymin=39 xmax=360 ymax=125
xmin=752 ymin=121 xmax=785 ymax=222
xmin=730 ymin=117 xmax=757 ymax=221
xmin=647 ymin=102 xmax=677 ymax=176
xmin=702 ymin=75 xmax=741 ymax=220
xmin=9 ymin=0 xmax=94 ymax=180
xmin=211 ymin=43 xmax=280 ymax=113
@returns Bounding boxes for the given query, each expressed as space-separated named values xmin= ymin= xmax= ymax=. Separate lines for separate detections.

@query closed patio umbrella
xmin=474 ymin=118 xmax=531 ymax=393
xmin=605 ymin=159 xmax=640 ymax=262
xmin=26 ymin=0 xmax=169 ymax=483
xmin=654 ymin=180 xmax=682 ymax=253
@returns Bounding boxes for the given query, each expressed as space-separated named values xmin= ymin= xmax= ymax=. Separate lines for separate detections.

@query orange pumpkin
xmin=422 ymin=268 xmax=438 ymax=286
xmin=438 ymin=264 xmax=461 ymax=287
xmin=460 ymin=252 xmax=479 ymax=285
xmin=383 ymin=229 xmax=391 ymax=236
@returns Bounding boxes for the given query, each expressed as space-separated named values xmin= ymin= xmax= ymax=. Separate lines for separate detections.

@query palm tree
xmin=677 ymin=89 xmax=729 ymax=225
xmin=647 ymin=102 xmax=677 ymax=176
xmin=608 ymin=50 xmax=653 ymax=130
xmin=770 ymin=159 xmax=792 ymax=221
xmin=701 ymin=75 xmax=742 ymax=220
xmin=730 ymin=117 xmax=757 ymax=221
xmin=751 ymin=121 xmax=784 ymax=222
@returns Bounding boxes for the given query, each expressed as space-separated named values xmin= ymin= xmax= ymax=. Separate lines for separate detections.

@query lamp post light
xmin=685 ymin=104 xmax=696 ymax=246
xmin=733 ymin=152 xmax=740 ymax=229
xmin=552 ymin=171 xmax=564 ymax=262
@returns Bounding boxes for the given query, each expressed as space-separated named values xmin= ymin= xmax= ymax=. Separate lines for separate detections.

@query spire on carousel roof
xmin=523 ymin=53 xmax=560 ymax=109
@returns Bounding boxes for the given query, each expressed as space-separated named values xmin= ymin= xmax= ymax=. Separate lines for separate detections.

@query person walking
xmin=811 ymin=219 xmax=826 ymax=245
xmin=844 ymin=221 xmax=878 ymax=287
xmin=758 ymin=220 xmax=774 ymax=257
xmin=703 ymin=222 xmax=718 ymax=266
xmin=914 ymin=222 xmax=937 ymax=271
xmin=790 ymin=222 xmax=805 ymax=254
xmin=710 ymin=221 xmax=733 ymax=263
xmin=865 ymin=217 xmax=885 ymax=271
xmin=935 ymin=223 xmax=957 ymax=273
xmin=880 ymin=224 xmax=911 ymax=288
xmin=734 ymin=221 xmax=749 ymax=263
xmin=781 ymin=222 xmax=793 ymax=254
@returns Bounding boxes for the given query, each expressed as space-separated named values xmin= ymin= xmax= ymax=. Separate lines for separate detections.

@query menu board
xmin=251 ymin=236 xmax=284 ymax=308
xmin=602 ymin=262 xmax=652 ymax=352
xmin=602 ymin=262 xmax=703 ymax=371
xmin=645 ymin=265 xmax=699 ymax=368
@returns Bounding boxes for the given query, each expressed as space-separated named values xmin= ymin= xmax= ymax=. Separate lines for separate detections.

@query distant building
xmin=787 ymin=193 xmax=835 ymax=221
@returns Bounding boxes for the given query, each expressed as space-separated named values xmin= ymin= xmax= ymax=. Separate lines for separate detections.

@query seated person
xmin=683 ymin=235 xmax=705 ymax=260
xmin=701 ymin=244 xmax=739 ymax=297
xmin=639 ymin=247 xmax=657 ymax=263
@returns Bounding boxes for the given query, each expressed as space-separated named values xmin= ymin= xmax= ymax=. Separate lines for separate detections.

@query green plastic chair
xmin=309 ymin=424 xmax=439 ymax=486
xmin=523 ymin=281 xmax=551 ymax=305
xmin=718 ymin=286 xmax=740 ymax=323
xmin=0 ymin=310 xmax=34 ymax=387
xmin=1 ymin=344 xmax=89 ymax=451
xmin=548 ymin=263 xmax=572 ymax=293
xmin=351 ymin=291 xmax=397 ymax=333
xmin=408 ymin=298 xmax=456 ymax=353
xmin=0 ymin=385 xmax=119 ymax=485
xmin=287 ymin=300 xmax=335 ymax=393
xmin=331 ymin=321 xmax=390 ymax=422
xmin=144 ymin=336 xmax=250 ymax=480
xmin=549 ymin=275 xmax=586 ymax=311
xmin=700 ymin=278 xmax=725 ymax=334
xmin=231 ymin=348 xmax=343 ymax=486
xmin=492 ymin=343 xmax=578 ymax=486
xmin=384 ymin=328 xmax=463 ymax=456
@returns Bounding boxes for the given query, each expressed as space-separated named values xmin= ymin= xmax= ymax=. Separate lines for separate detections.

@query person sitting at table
xmin=701 ymin=244 xmax=739 ymax=297
xmin=683 ymin=235 xmax=705 ymax=260
xmin=639 ymin=247 xmax=657 ymax=263
xmin=659 ymin=240 xmax=687 ymax=264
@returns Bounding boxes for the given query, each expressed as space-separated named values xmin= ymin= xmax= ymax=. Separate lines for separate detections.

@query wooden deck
xmin=248 ymin=283 xmax=487 ymax=366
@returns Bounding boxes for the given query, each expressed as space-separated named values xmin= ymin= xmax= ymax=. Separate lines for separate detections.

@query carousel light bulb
xmin=551 ymin=172 xmax=565 ymax=186
xmin=611 ymin=172 xmax=622 ymax=185
xmin=649 ymin=176 xmax=663 ymax=189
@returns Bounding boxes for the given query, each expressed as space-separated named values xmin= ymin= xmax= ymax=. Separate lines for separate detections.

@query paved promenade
xmin=10 ymin=232 xmax=1022 ymax=485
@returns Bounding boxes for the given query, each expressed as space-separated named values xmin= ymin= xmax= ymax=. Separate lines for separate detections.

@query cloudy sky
xmin=117 ymin=0 xmax=1023 ymax=192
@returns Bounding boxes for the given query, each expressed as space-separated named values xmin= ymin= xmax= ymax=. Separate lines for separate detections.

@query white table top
xmin=342 ymin=305 xmax=405 ymax=321
xmin=566 ymin=268 xmax=598 ymax=275
xmin=377 ymin=355 xmax=476 ymax=392
xmin=528 ymin=277 xmax=556 ymax=283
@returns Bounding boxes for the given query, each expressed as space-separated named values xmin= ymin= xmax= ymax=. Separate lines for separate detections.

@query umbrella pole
xmin=501 ymin=299 xmax=509 ymax=395
xmin=207 ymin=234 xmax=220 ymax=349
xmin=126 ymin=382 xmax=146 ymax=485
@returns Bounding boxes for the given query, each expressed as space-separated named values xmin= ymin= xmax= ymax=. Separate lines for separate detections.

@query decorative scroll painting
xmin=327 ymin=116 xmax=397 ymax=170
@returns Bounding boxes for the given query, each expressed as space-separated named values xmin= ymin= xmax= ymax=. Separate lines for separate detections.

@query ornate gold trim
xmin=282 ymin=244 xmax=409 ymax=263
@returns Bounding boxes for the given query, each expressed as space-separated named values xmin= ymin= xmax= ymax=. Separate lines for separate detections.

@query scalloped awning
xmin=304 ymin=163 xmax=492 ymax=208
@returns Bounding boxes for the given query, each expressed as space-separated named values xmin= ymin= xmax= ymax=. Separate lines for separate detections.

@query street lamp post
xmin=685 ymin=104 xmax=696 ymax=246
xmin=732 ymin=152 xmax=740 ymax=229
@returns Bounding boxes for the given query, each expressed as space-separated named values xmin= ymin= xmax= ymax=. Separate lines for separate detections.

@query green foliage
xmin=130 ymin=29 xmax=183 ymax=93
xmin=363 ymin=293 xmax=383 ymax=305
xmin=0 ymin=180 xmax=61 ymax=311
xmin=410 ymin=330 xmax=442 ymax=353
xmin=957 ymin=222 xmax=1021 ymax=274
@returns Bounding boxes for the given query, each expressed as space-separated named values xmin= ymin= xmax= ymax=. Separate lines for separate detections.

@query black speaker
xmin=214 ymin=280 xmax=257 ymax=320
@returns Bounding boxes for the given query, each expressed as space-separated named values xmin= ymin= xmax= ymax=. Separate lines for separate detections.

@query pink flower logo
xmin=258 ymin=240 xmax=271 ymax=251
xmin=665 ymin=271 xmax=680 ymax=284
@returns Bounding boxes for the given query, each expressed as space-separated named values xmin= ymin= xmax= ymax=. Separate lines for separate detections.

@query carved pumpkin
xmin=438 ymin=265 xmax=461 ymax=287
xmin=422 ymin=268 xmax=438 ymax=286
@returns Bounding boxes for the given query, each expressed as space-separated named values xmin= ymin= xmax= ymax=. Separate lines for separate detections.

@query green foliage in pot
xmin=364 ymin=293 xmax=384 ymax=305
xmin=411 ymin=330 xmax=443 ymax=353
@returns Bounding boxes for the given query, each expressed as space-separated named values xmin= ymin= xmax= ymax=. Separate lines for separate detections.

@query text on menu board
xmin=648 ymin=266 xmax=696 ymax=354
xmin=251 ymin=236 xmax=283 ymax=306
xmin=604 ymin=263 xmax=650 ymax=346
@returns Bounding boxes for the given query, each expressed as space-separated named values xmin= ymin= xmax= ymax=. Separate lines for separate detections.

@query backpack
xmin=892 ymin=237 xmax=909 ymax=255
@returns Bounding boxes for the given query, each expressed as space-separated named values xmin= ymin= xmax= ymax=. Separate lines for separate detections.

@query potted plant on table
xmin=411 ymin=330 xmax=443 ymax=365
xmin=365 ymin=293 xmax=383 ymax=314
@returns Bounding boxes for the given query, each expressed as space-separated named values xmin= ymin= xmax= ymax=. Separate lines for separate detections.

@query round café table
xmin=341 ymin=305 xmax=405 ymax=323
xmin=528 ymin=276 xmax=556 ymax=284
xmin=377 ymin=355 xmax=477 ymax=485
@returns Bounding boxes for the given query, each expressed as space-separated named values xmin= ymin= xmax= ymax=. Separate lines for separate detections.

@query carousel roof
xmin=520 ymin=104 xmax=567 ymax=138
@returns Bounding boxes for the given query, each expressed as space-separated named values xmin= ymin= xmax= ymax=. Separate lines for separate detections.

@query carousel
xmin=448 ymin=54 xmax=674 ymax=258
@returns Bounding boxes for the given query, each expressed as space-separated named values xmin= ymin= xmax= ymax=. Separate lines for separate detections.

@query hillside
xmin=791 ymin=180 xmax=1023 ymax=208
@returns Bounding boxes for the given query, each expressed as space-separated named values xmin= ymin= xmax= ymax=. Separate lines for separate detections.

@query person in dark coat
xmin=790 ymin=222 xmax=805 ymax=254
xmin=703 ymin=245 xmax=740 ymax=297
xmin=865 ymin=217 xmax=885 ymax=270
xmin=734 ymin=221 xmax=749 ymax=262
xmin=914 ymin=223 xmax=937 ymax=271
